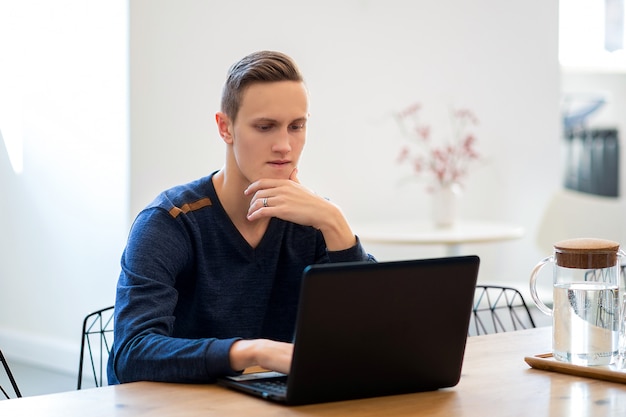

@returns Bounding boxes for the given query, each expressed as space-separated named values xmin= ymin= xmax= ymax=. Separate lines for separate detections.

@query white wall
xmin=130 ymin=0 xmax=560 ymax=298
xmin=0 ymin=0 xmax=560 ymax=377
xmin=0 ymin=1 xmax=128 ymax=374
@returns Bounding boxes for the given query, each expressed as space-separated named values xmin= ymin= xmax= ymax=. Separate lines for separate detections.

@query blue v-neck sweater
xmin=107 ymin=172 xmax=374 ymax=384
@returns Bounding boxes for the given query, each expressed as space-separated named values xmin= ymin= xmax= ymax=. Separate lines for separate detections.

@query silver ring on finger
xmin=262 ymin=197 xmax=269 ymax=208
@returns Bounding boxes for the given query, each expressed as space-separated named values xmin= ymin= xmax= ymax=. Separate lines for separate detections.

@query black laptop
xmin=218 ymin=255 xmax=480 ymax=405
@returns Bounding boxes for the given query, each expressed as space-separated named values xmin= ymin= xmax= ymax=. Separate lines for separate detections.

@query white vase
xmin=431 ymin=183 xmax=462 ymax=228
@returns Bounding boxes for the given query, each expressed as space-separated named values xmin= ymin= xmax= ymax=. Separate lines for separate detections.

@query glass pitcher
xmin=529 ymin=238 xmax=623 ymax=366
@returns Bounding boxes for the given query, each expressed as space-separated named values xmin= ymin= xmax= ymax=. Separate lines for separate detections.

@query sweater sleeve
xmin=325 ymin=236 xmax=377 ymax=263
xmin=108 ymin=208 xmax=242 ymax=384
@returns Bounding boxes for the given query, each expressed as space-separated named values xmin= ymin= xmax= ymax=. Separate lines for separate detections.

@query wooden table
xmin=355 ymin=220 xmax=525 ymax=256
xmin=2 ymin=327 xmax=626 ymax=416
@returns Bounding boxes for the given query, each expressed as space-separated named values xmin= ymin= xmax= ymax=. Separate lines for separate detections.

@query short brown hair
xmin=221 ymin=51 xmax=304 ymax=122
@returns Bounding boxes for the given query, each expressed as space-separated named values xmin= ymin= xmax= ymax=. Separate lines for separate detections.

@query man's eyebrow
xmin=251 ymin=116 xmax=308 ymax=123
xmin=251 ymin=117 xmax=277 ymax=123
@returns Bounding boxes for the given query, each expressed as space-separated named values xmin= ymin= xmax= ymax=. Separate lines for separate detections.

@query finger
xmin=244 ymin=179 xmax=274 ymax=196
xmin=248 ymin=195 xmax=266 ymax=213
xmin=247 ymin=195 xmax=271 ymax=220
xmin=289 ymin=167 xmax=300 ymax=183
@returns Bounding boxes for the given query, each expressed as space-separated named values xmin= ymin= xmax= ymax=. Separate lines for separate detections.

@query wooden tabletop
xmin=2 ymin=327 xmax=626 ymax=416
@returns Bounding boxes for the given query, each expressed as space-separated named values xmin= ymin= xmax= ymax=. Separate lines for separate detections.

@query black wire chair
xmin=469 ymin=285 xmax=537 ymax=336
xmin=77 ymin=306 xmax=115 ymax=390
xmin=0 ymin=349 xmax=22 ymax=399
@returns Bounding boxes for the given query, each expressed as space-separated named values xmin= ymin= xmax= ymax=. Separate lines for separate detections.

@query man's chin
xmin=261 ymin=170 xmax=292 ymax=181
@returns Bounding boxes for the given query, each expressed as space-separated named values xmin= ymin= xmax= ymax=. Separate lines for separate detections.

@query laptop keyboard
xmin=250 ymin=376 xmax=288 ymax=394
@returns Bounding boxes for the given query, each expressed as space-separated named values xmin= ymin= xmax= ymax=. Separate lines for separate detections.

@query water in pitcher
xmin=553 ymin=281 xmax=619 ymax=366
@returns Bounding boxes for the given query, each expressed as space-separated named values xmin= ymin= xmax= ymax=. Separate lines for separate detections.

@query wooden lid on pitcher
xmin=554 ymin=238 xmax=620 ymax=269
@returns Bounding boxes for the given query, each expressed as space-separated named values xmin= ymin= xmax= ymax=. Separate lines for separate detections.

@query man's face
xmin=229 ymin=81 xmax=308 ymax=183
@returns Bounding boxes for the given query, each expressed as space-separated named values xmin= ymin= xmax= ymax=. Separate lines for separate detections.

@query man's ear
xmin=215 ymin=112 xmax=233 ymax=144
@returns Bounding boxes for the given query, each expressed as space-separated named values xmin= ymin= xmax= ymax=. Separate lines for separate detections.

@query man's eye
xmin=257 ymin=124 xmax=273 ymax=131
xmin=289 ymin=123 xmax=305 ymax=131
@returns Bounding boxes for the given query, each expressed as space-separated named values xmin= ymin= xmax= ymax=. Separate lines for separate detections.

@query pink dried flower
xmin=395 ymin=103 xmax=481 ymax=190
xmin=415 ymin=126 xmax=430 ymax=140
xmin=397 ymin=146 xmax=410 ymax=163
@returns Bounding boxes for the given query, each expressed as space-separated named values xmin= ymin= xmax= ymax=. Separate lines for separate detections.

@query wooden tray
xmin=525 ymin=353 xmax=626 ymax=384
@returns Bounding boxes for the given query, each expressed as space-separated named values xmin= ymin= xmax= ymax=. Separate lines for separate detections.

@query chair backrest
xmin=77 ymin=306 xmax=114 ymax=390
xmin=536 ymin=189 xmax=624 ymax=255
xmin=0 ymin=349 xmax=22 ymax=399
xmin=468 ymin=285 xmax=537 ymax=336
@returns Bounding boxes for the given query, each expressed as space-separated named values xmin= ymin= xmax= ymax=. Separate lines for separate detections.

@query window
xmin=560 ymin=0 xmax=626 ymax=71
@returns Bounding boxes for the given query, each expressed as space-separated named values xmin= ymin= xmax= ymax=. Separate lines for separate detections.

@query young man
xmin=107 ymin=51 xmax=375 ymax=384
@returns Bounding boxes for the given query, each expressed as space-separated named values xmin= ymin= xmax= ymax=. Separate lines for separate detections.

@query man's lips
xmin=268 ymin=160 xmax=290 ymax=166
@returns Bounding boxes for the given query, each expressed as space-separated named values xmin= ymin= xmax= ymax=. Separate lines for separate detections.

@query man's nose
xmin=272 ymin=129 xmax=292 ymax=153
